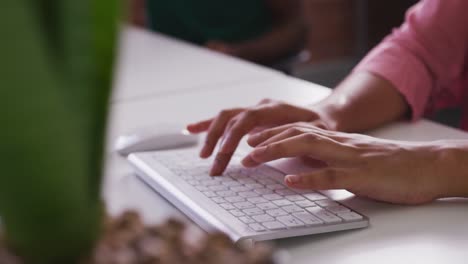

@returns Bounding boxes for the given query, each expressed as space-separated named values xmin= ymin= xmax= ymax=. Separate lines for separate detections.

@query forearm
xmin=231 ymin=19 xmax=305 ymax=64
xmin=313 ymin=71 xmax=409 ymax=132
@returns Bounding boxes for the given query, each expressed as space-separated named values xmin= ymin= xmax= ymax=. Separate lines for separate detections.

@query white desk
xmin=105 ymin=27 xmax=468 ymax=264
xmin=112 ymin=26 xmax=284 ymax=102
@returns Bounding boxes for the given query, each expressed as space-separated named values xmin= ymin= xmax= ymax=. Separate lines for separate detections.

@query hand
xmin=205 ymin=41 xmax=238 ymax=56
xmin=187 ymin=99 xmax=332 ymax=176
xmin=242 ymin=123 xmax=454 ymax=205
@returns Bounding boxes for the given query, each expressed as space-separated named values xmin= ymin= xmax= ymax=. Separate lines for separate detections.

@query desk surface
xmin=112 ymin=26 xmax=284 ymax=103
xmin=106 ymin=26 xmax=468 ymax=264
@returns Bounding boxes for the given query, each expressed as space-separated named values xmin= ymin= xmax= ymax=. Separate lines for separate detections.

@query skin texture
xmin=242 ymin=123 xmax=468 ymax=205
xmin=187 ymin=72 xmax=468 ymax=204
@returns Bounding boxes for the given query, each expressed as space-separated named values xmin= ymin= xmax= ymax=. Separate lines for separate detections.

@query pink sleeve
xmin=354 ymin=0 xmax=468 ymax=120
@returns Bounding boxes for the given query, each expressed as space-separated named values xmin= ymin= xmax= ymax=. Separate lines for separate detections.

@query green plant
xmin=0 ymin=0 xmax=120 ymax=263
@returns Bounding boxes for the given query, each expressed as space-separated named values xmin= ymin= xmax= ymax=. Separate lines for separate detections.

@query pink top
xmin=354 ymin=0 xmax=468 ymax=130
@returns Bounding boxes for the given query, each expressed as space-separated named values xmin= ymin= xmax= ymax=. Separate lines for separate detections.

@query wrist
xmin=311 ymin=99 xmax=348 ymax=132
xmin=434 ymin=142 xmax=468 ymax=198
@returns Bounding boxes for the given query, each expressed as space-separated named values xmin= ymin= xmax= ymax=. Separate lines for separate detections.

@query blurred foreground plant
xmin=0 ymin=0 xmax=120 ymax=263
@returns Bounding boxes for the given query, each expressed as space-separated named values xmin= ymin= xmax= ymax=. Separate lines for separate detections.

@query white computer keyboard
xmin=129 ymin=148 xmax=368 ymax=243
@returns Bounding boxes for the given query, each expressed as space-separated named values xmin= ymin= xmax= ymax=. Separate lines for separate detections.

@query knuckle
xmin=303 ymin=133 xmax=318 ymax=143
xmin=219 ymin=108 xmax=237 ymax=118
xmin=218 ymin=109 xmax=231 ymax=117
xmin=259 ymin=98 xmax=273 ymax=104
xmin=244 ymin=109 xmax=259 ymax=119
xmin=226 ymin=118 xmax=237 ymax=129
xmin=269 ymin=142 xmax=285 ymax=155
xmin=288 ymin=126 xmax=303 ymax=135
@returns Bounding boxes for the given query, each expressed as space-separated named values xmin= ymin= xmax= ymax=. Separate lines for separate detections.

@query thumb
xmin=284 ymin=168 xmax=354 ymax=190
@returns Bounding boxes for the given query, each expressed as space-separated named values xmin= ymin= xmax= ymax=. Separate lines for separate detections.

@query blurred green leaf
xmin=0 ymin=0 xmax=120 ymax=263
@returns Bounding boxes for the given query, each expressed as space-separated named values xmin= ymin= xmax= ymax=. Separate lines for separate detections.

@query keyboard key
xmin=225 ymin=196 xmax=245 ymax=203
xmin=256 ymin=202 xmax=278 ymax=210
xmin=239 ymin=216 xmax=255 ymax=224
xmin=293 ymin=212 xmax=324 ymax=226
xmin=211 ymin=197 xmax=226 ymax=204
xmin=275 ymin=189 xmax=295 ymax=196
xmin=262 ymin=221 xmax=286 ymax=230
xmin=247 ymin=197 xmax=268 ymax=204
xmin=238 ymin=178 xmax=256 ymax=184
xmin=217 ymin=191 xmax=236 ymax=197
xmin=257 ymin=179 xmax=276 ymax=185
xmin=325 ymin=205 xmax=351 ymax=214
xmin=249 ymin=223 xmax=266 ymax=232
xmin=187 ymin=180 xmax=199 ymax=185
xmin=282 ymin=205 xmax=305 ymax=213
xmin=202 ymin=191 xmax=217 ymax=198
xmin=243 ymin=208 xmax=264 ymax=216
xmin=222 ymin=181 xmax=242 ymax=187
xmin=337 ymin=212 xmax=363 ymax=221
xmin=285 ymin=195 xmax=306 ymax=202
xmin=230 ymin=186 xmax=251 ymax=192
xmin=266 ymin=184 xmax=285 ymax=190
xmin=194 ymin=185 xmax=210 ymax=192
xmin=272 ymin=199 xmax=293 ymax=207
xmin=315 ymin=200 xmax=339 ymax=207
xmin=252 ymin=214 xmax=274 ymax=222
xmin=238 ymin=191 xmax=258 ymax=198
xmin=219 ymin=203 xmax=236 ymax=210
xmin=234 ymin=201 xmax=255 ymax=209
xmin=229 ymin=209 xmax=245 ymax=217
xmin=306 ymin=207 xmax=342 ymax=223
xmin=254 ymin=188 xmax=273 ymax=195
xmin=295 ymin=200 xmax=316 ymax=208
xmin=245 ymin=183 xmax=263 ymax=189
xmin=263 ymin=194 xmax=282 ymax=201
xmin=304 ymin=193 xmax=327 ymax=201
xmin=180 ymin=174 xmax=194 ymax=180
xmin=266 ymin=208 xmax=288 ymax=217
xmin=277 ymin=215 xmax=305 ymax=228
xmin=209 ymin=185 xmax=228 ymax=192
xmin=201 ymin=179 xmax=221 ymax=185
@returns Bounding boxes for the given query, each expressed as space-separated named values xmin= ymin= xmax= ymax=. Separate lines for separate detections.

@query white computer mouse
xmin=115 ymin=124 xmax=199 ymax=156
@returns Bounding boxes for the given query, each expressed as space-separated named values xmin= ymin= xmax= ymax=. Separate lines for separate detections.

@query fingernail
xmin=286 ymin=175 xmax=301 ymax=184
xmin=200 ymin=146 xmax=209 ymax=158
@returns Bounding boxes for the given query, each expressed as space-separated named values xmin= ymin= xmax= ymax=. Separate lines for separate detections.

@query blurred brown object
xmin=302 ymin=0 xmax=355 ymax=63
xmin=86 ymin=211 xmax=276 ymax=264
xmin=0 ymin=211 xmax=277 ymax=264
xmin=301 ymin=0 xmax=417 ymax=63
xmin=129 ymin=0 xmax=147 ymax=27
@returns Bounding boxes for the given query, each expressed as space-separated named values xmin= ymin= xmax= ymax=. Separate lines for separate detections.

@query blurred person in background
xmin=188 ymin=0 xmax=468 ymax=205
xmin=130 ymin=0 xmax=306 ymax=69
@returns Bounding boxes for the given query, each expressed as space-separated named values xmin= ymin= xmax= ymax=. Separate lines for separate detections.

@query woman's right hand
xmin=186 ymin=99 xmax=334 ymax=175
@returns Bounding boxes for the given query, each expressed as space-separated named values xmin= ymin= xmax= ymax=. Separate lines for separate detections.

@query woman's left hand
xmin=242 ymin=122 xmax=462 ymax=205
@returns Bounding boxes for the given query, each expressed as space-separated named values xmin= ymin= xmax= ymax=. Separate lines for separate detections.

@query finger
xmin=187 ymin=119 xmax=213 ymax=133
xmin=309 ymin=120 xmax=329 ymax=130
xmin=247 ymin=124 xmax=294 ymax=147
xmin=211 ymin=111 xmax=264 ymax=175
xmin=255 ymin=127 xmax=303 ymax=148
xmin=284 ymin=168 xmax=354 ymax=190
xmin=200 ymin=109 xmax=242 ymax=158
xmin=248 ymin=122 xmax=323 ymax=147
xmin=245 ymin=133 xmax=356 ymax=166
